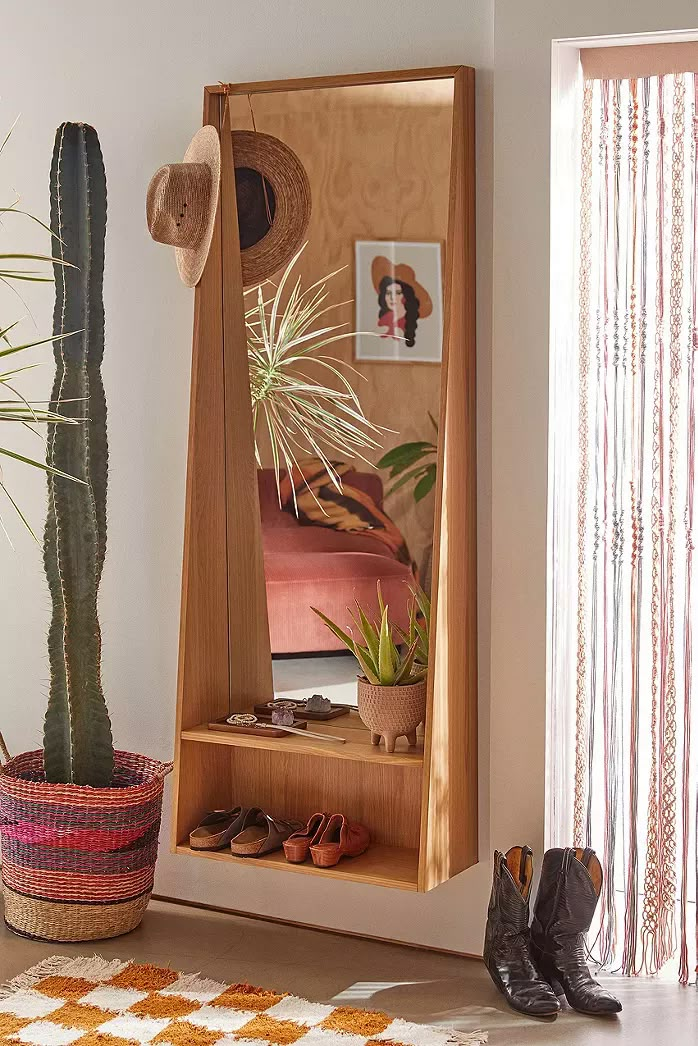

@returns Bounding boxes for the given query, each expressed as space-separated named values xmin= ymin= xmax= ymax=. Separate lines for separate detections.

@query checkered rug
xmin=0 ymin=957 xmax=486 ymax=1046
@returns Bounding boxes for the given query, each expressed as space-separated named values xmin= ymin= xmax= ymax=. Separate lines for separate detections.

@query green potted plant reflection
xmin=246 ymin=244 xmax=384 ymax=509
xmin=312 ymin=583 xmax=430 ymax=754
xmin=377 ymin=411 xmax=438 ymax=504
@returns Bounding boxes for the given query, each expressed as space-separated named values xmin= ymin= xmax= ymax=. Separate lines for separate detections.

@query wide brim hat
xmin=147 ymin=126 xmax=311 ymax=289
xmin=232 ymin=129 xmax=311 ymax=289
xmin=146 ymin=126 xmax=221 ymax=288
xmin=370 ymin=255 xmax=433 ymax=319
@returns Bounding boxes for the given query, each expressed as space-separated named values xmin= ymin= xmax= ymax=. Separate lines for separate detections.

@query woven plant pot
xmin=0 ymin=750 xmax=172 ymax=943
xmin=357 ymin=676 xmax=427 ymax=754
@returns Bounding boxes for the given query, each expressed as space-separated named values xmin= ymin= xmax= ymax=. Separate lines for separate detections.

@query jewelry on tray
xmin=227 ymin=713 xmax=258 ymax=726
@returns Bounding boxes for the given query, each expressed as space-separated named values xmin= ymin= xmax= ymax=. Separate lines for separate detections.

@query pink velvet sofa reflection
xmin=258 ymin=469 xmax=414 ymax=655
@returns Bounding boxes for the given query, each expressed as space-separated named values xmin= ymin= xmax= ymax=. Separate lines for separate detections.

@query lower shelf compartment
xmin=176 ymin=841 xmax=419 ymax=891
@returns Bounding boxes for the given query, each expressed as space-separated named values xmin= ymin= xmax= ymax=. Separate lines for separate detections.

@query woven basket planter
xmin=357 ymin=676 xmax=427 ymax=754
xmin=0 ymin=749 xmax=172 ymax=943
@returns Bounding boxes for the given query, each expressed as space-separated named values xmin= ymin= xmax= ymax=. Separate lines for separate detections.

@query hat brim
xmin=175 ymin=126 xmax=221 ymax=288
xmin=371 ymin=256 xmax=434 ymax=319
xmin=231 ymin=130 xmax=311 ymax=289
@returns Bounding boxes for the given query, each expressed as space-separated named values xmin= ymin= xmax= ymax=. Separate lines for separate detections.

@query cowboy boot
xmin=530 ymin=847 xmax=622 ymax=1015
xmin=483 ymin=846 xmax=560 ymax=1017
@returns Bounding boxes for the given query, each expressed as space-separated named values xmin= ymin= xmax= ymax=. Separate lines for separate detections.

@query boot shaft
xmin=486 ymin=846 xmax=533 ymax=945
xmin=531 ymin=847 xmax=602 ymax=940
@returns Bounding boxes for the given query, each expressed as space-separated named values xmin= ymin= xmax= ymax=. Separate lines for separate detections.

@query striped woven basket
xmin=0 ymin=749 xmax=172 ymax=943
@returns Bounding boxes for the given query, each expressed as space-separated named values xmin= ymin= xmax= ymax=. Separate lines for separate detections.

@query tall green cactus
xmin=42 ymin=123 xmax=114 ymax=786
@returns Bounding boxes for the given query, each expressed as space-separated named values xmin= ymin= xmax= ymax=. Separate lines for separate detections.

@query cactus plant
xmin=0 ymin=116 xmax=83 ymax=539
xmin=42 ymin=123 xmax=114 ymax=786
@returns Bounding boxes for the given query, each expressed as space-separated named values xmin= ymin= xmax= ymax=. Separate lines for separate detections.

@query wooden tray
xmin=254 ymin=701 xmax=351 ymax=721
xmin=208 ymin=715 xmax=308 ymax=738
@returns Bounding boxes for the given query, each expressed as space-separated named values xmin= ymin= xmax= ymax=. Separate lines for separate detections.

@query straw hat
xmin=231 ymin=130 xmax=311 ymax=288
xmin=147 ymin=126 xmax=221 ymax=288
xmin=147 ymin=127 xmax=311 ymax=289
xmin=371 ymin=256 xmax=433 ymax=318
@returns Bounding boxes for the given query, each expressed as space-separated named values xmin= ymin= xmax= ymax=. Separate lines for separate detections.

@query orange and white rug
xmin=0 ymin=957 xmax=486 ymax=1046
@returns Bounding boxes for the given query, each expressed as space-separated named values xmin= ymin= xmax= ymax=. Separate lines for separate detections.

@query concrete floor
xmin=1 ymin=899 xmax=696 ymax=1044
xmin=272 ymin=652 xmax=358 ymax=704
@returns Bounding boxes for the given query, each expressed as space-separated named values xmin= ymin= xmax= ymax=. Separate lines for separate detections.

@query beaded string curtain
xmin=550 ymin=71 xmax=698 ymax=985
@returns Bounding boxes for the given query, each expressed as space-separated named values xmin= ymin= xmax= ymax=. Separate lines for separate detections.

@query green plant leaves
xmin=354 ymin=602 xmax=380 ymax=665
xmin=310 ymin=606 xmax=356 ymax=652
xmin=313 ymin=581 xmax=432 ymax=687
xmin=245 ymin=243 xmax=385 ymax=506
xmin=414 ymin=463 xmax=437 ymax=502
xmin=378 ymin=427 xmax=438 ymax=504
xmin=377 ymin=440 xmax=434 ymax=472
xmin=354 ymin=643 xmax=380 ymax=685
xmin=378 ymin=606 xmax=396 ymax=685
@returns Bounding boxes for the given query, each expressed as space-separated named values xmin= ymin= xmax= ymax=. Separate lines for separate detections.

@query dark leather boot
xmin=484 ymin=846 xmax=560 ymax=1017
xmin=531 ymin=847 xmax=622 ymax=1015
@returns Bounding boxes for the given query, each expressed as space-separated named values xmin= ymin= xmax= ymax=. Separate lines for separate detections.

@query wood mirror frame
xmin=172 ymin=67 xmax=477 ymax=893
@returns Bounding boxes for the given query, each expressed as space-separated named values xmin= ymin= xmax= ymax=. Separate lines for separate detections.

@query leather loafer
xmin=309 ymin=813 xmax=370 ymax=867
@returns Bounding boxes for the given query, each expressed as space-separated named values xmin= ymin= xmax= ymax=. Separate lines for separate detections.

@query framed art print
xmin=354 ymin=240 xmax=444 ymax=363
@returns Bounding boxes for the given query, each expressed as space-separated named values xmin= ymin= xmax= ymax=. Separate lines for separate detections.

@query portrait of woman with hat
xmin=372 ymin=255 xmax=434 ymax=348
xmin=354 ymin=242 xmax=442 ymax=363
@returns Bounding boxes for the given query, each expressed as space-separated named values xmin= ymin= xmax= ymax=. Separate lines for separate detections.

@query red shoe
xmin=283 ymin=812 xmax=328 ymax=863
xmin=310 ymin=813 xmax=370 ymax=867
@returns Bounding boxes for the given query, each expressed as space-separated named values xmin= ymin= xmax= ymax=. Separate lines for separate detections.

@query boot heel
xmin=535 ymin=954 xmax=564 ymax=996
xmin=545 ymin=976 xmax=564 ymax=997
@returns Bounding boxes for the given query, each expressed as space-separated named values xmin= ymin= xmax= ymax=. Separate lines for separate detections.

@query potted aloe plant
xmin=312 ymin=583 xmax=430 ymax=753
xmin=0 ymin=123 xmax=171 ymax=943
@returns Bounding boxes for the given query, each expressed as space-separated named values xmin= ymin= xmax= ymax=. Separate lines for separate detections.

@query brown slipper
xmin=230 ymin=809 xmax=303 ymax=858
xmin=190 ymin=807 xmax=246 ymax=850
xmin=310 ymin=813 xmax=370 ymax=867
xmin=283 ymin=812 xmax=328 ymax=864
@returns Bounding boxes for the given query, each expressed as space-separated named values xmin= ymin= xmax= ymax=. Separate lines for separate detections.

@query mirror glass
xmin=229 ymin=78 xmax=454 ymax=705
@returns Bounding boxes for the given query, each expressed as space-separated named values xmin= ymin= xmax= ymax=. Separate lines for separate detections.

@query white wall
xmin=1 ymin=0 xmax=493 ymax=954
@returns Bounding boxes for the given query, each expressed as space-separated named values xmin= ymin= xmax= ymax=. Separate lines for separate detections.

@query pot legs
xmin=370 ymin=729 xmax=418 ymax=753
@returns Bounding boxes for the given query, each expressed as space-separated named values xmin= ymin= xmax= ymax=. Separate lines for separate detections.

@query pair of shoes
xmin=189 ymin=807 xmax=302 ymax=858
xmin=484 ymin=845 xmax=622 ymax=1019
xmin=283 ymin=812 xmax=370 ymax=867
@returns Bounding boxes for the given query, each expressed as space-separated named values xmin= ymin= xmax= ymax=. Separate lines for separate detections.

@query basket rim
xmin=0 ymin=749 xmax=173 ymax=796
xmin=356 ymin=675 xmax=427 ymax=692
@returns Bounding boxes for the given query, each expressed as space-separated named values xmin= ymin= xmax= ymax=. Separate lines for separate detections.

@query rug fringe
xmin=0 ymin=955 xmax=131 ymax=999
xmin=0 ymin=956 xmax=74 ymax=998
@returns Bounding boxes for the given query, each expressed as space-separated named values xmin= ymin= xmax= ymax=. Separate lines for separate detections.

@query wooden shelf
xmin=176 ymin=842 xmax=419 ymax=891
xmin=181 ymin=710 xmax=424 ymax=767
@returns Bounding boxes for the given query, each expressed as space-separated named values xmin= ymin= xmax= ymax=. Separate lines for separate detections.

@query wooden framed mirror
xmin=172 ymin=67 xmax=476 ymax=893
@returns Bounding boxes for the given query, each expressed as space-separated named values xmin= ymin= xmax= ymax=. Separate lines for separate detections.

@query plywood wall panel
xmin=228 ymin=81 xmax=453 ymax=572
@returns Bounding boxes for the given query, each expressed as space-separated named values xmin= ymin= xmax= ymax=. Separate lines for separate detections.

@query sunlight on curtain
xmin=549 ymin=71 xmax=698 ymax=985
